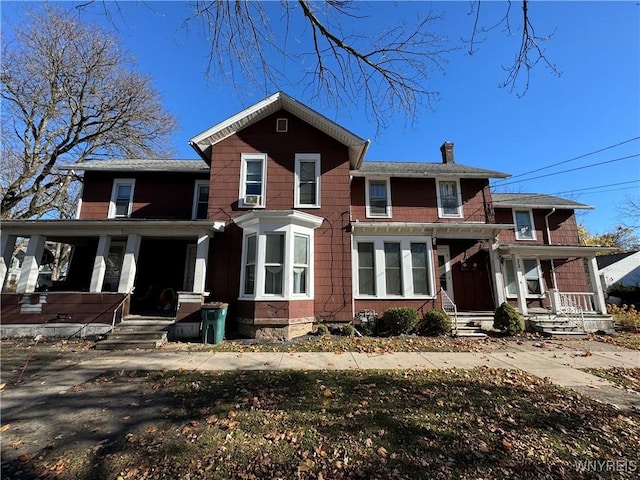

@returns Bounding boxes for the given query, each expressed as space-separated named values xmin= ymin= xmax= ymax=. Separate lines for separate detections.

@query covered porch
xmin=495 ymin=243 xmax=610 ymax=316
xmin=1 ymin=219 xmax=224 ymax=337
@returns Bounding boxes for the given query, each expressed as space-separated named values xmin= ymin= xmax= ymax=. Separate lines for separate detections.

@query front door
xmin=437 ymin=246 xmax=453 ymax=301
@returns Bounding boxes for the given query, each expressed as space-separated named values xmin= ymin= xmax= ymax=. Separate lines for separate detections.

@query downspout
xmin=544 ymin=208 xmax=557 ymax=289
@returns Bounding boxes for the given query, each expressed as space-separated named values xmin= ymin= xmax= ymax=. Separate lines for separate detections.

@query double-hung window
xmin=437 ymin=179 xmax=463 ymax=218
xmin=192 ymin=180 xmax=209 ymax=220
xmin=264 ymin=234 xmax=285 ymax=295
xmin=237 ymin=211 xmax=323 ymax=300
xmin=240 ymin=153 xmax=267 ymax=208
xmin=514 ymin=210 xmax=536 ymax=240
xmin=504 ymin=258 xmax=543 ymax=297
xmin=354 ymin=237 xmax=434 ymax=298
xmin=109 ymin=179 xmax=135 ymax=218
xmin=366 ymin=178 xmax=391 ymax=218
xmin=243 ymin=234 xmax=257 ymax=295
xmin=293 ymin=235 xmax=310 ymax=294
xmin=295 ymin=154 xmax=320 ymax=208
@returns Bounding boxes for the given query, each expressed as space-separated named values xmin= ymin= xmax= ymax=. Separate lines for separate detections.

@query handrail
xmin=111 ymin=293 xmax=129 ymax=333
xmin=557 ymin=292 xmax=586 ymax=332
xmin=439 ymin=288 xmax=458 ymax=336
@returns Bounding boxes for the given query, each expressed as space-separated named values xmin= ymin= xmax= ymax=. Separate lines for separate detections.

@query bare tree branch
xmin=1 ymin=6 xmax=178 ymax=219
xmin=463 ymin=0 xmax=560 ymax=96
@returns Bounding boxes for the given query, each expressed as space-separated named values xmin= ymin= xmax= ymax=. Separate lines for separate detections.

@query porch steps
xmin=451 ymin=312 xmax=493 ymax=338
xmin=528 ymin=313 xmax=615 ymax=339
xmin=95 ymin=316 xmax=175 ymax=350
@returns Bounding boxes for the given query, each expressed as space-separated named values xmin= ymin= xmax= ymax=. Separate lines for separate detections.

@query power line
xmin=492 ymin=136 xmax=640 ymax=185
xmin=492 ymin=180 xmax=640 ymax=205
xmin=492 ymin=154 xmax=640 ymax=188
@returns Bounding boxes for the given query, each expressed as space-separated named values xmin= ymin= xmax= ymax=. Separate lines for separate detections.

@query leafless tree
xmin=464 ymin=0 xmax=560 ymax=96
xmin=185 ymin=0 xmax=451 ymax=131
xmin=1 ymin=6 xmax=178 ymax=220
xmin=76 ymin=1 xmax=557 ymax=131
xmin=618 ymin=195 xmax=640 ymax=229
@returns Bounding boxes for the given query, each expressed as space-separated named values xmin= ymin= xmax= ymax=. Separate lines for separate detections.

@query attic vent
xmin=276 ymin=118 xmax=288 ymax=133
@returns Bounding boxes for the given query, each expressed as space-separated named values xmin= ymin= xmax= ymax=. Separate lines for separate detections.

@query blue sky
xmin=2 ymin=1 xmax=639 ymax=235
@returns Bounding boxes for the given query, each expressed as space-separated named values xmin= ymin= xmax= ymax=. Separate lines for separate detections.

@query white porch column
xmin=90 ymin=235 xmax=111 ymax=293
xmin=16 ymin=235 xmax=46 ymax=294
xmin=118 ymin=234 xmax=141 ymax=294
xmin=587 ymin=256 xmax=607 ymax=314
xmin=513 ymin=254 xmax=528 ymax=315
xmin=193 ymin=234 xmax=210 ymax=293
xmin=488 ymin=239 xmax=505 ymax=307
xmin=1 ymin=233 xmax=17 ymax=291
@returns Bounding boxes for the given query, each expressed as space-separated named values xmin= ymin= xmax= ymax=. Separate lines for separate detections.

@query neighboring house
xmin=597 ymin=251 xmax=640 ymax=294
xmin=0 ymin=92 xmax=612 ymax=339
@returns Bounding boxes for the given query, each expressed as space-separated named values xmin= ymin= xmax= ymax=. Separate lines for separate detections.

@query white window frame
xmin=503 ymin=258 xmax=544 ymax=298
xmin=436 ymin=178 xmax=463 ymax=218
xmin=294 ymin=153 xmax=321 ymax=208
xmin=276 ymin=118 xmax=288 ymax=132
xmin=352 ymin=236 xmax=435 ymax=299
xmin=293 ymin=234 xmax=310 ymax=294
xmin=108 ymin=179 xmax=135 ymax=219
xmin=239 ymin=221 xmax=317 ymax=301
xmin=365 ymin=177 xmax=392 ymax=218
xmin=239 ymin=153 xmax=267 ymax=208
xmin=513 ymin=209 xmax=536 ymax=240
xmin=191 ymin=179 xmax=210 ymax=220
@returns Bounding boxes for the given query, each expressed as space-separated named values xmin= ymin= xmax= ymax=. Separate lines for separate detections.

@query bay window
xmin=236 ymin=211 xmax=323 ymax=300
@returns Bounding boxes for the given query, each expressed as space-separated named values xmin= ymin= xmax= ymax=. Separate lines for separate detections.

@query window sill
xmin=295 ymin=205 xmax=321 ymax=209
xmin=355 ymin=295 xmax=436 ymax=300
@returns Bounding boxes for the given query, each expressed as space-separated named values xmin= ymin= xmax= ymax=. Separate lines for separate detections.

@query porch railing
xmin=550 ymin=290 xmax=596 ymax=314
xmin=550 ymin=290 xmax=587 ymax=332
xmin=439 ymin=288 xmax=458 ymax=336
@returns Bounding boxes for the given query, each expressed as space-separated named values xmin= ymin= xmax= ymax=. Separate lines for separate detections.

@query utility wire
xmin=492 ymin=136 xmax=640 ymax=185
xmin=492 ymin=180 xmax=640 ymax=204
xmin=492 ymin=154 xmax=639 ymax=188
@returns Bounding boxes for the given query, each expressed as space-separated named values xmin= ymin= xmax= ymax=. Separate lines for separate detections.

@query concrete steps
xmin=95 ymin=316 xmax=175 ymax=351
xmin=451 ymin=312 xmax=493 ymax=338
xmin=528 ymin=313 xmax=614 ymax=339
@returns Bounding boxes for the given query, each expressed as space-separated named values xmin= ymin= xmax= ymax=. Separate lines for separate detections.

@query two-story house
xmin=0 ymin=92 xmax=611 ymax=341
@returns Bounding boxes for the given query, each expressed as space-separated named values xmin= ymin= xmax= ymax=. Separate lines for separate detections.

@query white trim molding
xmin=108 ymin=178 xmax=136 ymax=219
xmin=235 ymin=210 xmax=324 ymax=301
xmin=365 ymin=177 xmax=392 ymax=219
xmin=294 ymin=153 xmax=321 ymax=208
xmin=239 ymin=153 xmax=267 ymax=208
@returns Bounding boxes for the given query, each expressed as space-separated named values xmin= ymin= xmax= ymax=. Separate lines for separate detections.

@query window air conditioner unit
xmin=244 ymin=194 xmax=262 ymax=206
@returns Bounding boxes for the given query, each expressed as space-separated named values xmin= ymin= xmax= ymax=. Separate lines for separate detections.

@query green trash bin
xmin=201 ymin=302 xmax=228 ymax=344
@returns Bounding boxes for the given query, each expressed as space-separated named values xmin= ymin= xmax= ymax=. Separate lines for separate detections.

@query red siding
xmin=495 ymin=208 xmax=581 ymax=245
xmin=207 ymin=110 xmax=354 ymax=323
xmin=0 ymin=292 xmax=126 ymax=325
xmin=80 ymin=172 xmax=208 ymax=220
xmin=351 ymin=177 xmax=491 ymax=223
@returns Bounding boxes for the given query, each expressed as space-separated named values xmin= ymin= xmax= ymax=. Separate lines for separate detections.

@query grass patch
xmin=582 ymin=367 xmax=640 ymax=392
xmin=17 ymin=368 xmax=640 ymax=480
xmin=592 ymin=332 xmax=640 ymax=351
xmin=173 ymin=334 xmax=519 ymax=354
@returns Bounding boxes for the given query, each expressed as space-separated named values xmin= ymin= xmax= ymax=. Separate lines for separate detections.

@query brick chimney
xmin=440 ymin=142 xmax=454 ymax=164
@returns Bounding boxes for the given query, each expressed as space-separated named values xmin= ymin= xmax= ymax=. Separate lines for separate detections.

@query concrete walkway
xmin=3 ymin=343 xmax=639 ymax=413
xmin=63 ymin=346 xmax=640 ymax=412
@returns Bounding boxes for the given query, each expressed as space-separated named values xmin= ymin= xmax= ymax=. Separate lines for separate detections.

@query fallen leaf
xmin=0 ymin=424 xmax=11 ymax=432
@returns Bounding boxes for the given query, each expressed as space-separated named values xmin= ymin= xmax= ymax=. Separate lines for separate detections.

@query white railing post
xmin=440 ymin=288 xmax=458 ymax=336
